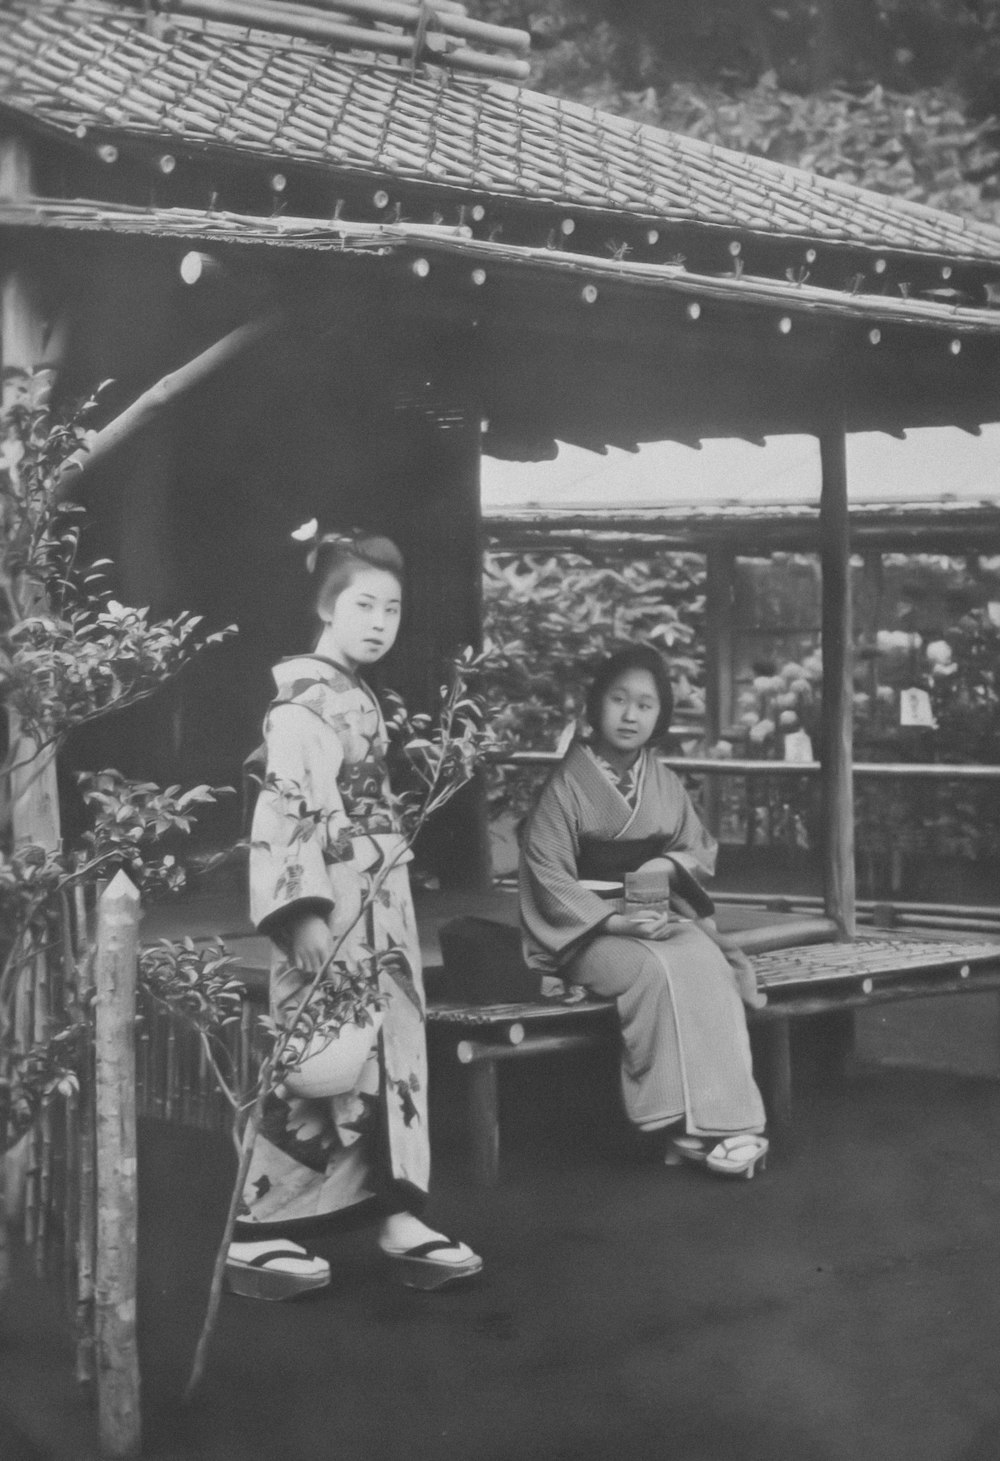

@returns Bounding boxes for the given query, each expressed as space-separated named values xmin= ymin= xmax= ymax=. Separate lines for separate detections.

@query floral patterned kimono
xmin=241 ymin=655 xmax=428 ymax=1227
xmin=520 ymin=741 xmax=765 ymax=1138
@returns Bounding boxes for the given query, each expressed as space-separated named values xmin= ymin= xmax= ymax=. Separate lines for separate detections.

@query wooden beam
xmin=818 ymin=423 xmax=856 ymax=939
xmin=56 ymin=313 xmax=284 ymax=493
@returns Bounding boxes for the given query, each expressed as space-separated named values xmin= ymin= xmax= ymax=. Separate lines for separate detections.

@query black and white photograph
xmin=1 ymin=2 xmax=1000 ymax=1458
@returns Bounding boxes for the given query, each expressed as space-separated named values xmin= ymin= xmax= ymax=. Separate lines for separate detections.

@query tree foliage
xmin=472 ymin=0 xmax=1000 ymax=221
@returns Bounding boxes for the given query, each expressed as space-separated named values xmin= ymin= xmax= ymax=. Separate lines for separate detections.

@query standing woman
xmin=226 ymin=531 xmax=482 ymax=1298
xmin=519 ymin=645 xmax=768 ymax=1177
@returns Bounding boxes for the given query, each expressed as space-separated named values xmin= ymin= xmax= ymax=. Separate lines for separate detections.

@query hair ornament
xmin=292 ymin=523 xmax=371 ymax=575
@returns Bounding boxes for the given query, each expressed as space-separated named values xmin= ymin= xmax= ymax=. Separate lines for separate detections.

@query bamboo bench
xmin=427 ymin=929 xmax=1000 ymax=1186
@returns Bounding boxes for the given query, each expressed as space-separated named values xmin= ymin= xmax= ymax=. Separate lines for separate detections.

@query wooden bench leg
xmin=466 ymin=1058 xmax=500 ymax=1187
xmin=766 ymin=1018 xmax=793 ymax=1126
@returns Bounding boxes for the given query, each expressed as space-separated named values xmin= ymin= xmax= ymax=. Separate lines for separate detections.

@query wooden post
xmin=818 ymin=424 xmax=856 ymax=941
xmin=466 ymin=1060 xmax=500 ymax=1187
xmin=93 ymin=873 xmax=142 ymax=1460
xmin=1 ymin=134 xmax=62 ymax=853
xmin=703 ymin=545 xmax=736 ymax=836
xmin=400 ymin=399 xmax=491 ymax=889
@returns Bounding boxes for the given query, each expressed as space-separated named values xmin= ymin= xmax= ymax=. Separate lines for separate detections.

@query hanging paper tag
xmin=899 ymin=687 xmax=935 ymax=728
xmin=783 ymin=729 xmax=814 ymax=762
xmin=987 ymin=602 xmax=1000 ymax=628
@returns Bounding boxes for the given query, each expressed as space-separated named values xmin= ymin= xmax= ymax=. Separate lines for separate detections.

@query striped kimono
xmin=241 ymin=655 xmax=429 ymax=1227
xmin=519 ymin=741 xmax=765 ymax=1137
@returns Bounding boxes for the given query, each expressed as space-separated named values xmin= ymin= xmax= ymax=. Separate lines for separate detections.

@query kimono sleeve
xmin=518 ymin=773 xmax=616 ymax=973
xmin=658 ymin=766 xmax=718 ymax=880
xmin=249 ymin=703 xmax=340 ymax=936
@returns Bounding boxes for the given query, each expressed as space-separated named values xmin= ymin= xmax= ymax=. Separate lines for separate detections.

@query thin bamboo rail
xmin=496 ymin=750 xmax=1000 ymax=781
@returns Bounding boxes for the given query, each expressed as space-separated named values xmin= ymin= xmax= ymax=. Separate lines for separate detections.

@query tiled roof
xmin=2 ymin=1 xmax=1000 ymax=263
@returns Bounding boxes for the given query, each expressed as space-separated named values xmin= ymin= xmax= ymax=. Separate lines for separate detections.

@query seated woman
xmin=519 ymin=645 xmax=768 ymax=1178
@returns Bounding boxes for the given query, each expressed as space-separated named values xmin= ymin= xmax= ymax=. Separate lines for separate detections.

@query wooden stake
xmin=93 ymin=872 xmax=142 ymax=1459
xmin=819 ymin=424 xmax=856 ymax=940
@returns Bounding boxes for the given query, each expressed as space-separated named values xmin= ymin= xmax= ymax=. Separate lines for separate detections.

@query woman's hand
xmin=290 ymin=914 xmax=336 ymax=975
xmin=605 ymin=911 xmax=685 ymax=941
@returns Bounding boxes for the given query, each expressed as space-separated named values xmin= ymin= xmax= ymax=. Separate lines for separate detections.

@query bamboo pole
xmin=76 ymin=1017 xmax=97 ymax=1387
xmin=165 ymin=0 xmax=532 ymax=79
xmin=277 ymin=0 xmax=531 ymax=50
xmin=93 ymin=873 xmax=142 ymax=1460
xmin=703 ymin=546 xmax=736 ymax=836
xmin=36 ymin=1096 xmax=53 ymax=1277
xmin=2 ymin=137 xmax=63 ymax=854
xmin=498 ymin=750 xmax=1000 ymax=781
xmin=64 ymin=1083 xmax=80 ymax=1318
xmin=56 ymin=313 xmax=284 ymax=493
xmin=819 ymin=423 xmax=856 ymax=941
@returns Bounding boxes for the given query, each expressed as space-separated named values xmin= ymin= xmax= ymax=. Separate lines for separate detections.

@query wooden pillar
xmin=402 ymin=404 xmax=491 ymax=890
xmin=1 ymin=133 xmax=62 ymax=852
xmin=703 ymin=545 xmax=736 ymax=836
xmin=93 ymin=873 xmax=142 ymax=1459
xmin=818 ymin=424 xmax=856 ymax=940
xmin=467 ymin=1060 xmax=500 ymax=1187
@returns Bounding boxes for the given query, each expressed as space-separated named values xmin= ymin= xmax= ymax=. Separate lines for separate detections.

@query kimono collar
xmin=564 ymin=741 xmax=650 ymax=837
xmin=271 ymin=654 xmax=358 ymax=696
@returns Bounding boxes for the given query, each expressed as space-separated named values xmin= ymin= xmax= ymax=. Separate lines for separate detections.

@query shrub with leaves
xmin=482 ymin=550 xmax=704 ymax=818
xmin=1 ymin=384 xmax=239 ymax=1219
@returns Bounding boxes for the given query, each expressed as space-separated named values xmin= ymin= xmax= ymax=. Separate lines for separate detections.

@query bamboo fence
xmin=1 ymin=876 xmax=267 ymax=1455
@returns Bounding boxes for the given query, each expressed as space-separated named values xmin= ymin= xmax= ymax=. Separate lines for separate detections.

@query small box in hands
xmin=624 ymin=867 xmax=673 ymax=918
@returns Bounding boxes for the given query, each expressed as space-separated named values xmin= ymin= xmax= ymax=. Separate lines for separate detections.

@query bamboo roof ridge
xmin=3 ymin=1 xmax=1000 ymax=265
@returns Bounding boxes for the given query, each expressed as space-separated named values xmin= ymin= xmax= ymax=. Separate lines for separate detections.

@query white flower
xmin=749 ymin=718 xmax=775 ymax=744
xmin=926 ymin=639 xmax=953 ymax=665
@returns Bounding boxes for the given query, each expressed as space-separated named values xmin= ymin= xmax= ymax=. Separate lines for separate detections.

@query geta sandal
xmin=380 ymin=1238 xmax=483 ymax=1291
xmin=225 ymin=1239 xmax=331 ymax=1301
xmin=671 ymin=1134 xmax=769 ymax=1180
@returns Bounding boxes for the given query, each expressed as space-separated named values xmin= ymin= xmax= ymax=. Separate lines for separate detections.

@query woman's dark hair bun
xmin=307 ymin=531 xmax=404 ymax=579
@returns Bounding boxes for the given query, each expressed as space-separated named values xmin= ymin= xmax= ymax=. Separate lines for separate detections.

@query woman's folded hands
xmin=604 ymin=910 xmax=685 ymax=941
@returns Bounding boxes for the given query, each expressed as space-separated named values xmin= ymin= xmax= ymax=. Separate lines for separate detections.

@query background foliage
xmin=472 ymin=0 xmax=1000 ymax=221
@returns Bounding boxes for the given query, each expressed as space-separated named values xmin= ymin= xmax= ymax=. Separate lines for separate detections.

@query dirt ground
xmin=3 ymin=1042 xmax=1000 ymax=1461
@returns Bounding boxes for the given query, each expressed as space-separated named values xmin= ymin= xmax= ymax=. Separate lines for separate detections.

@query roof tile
xmin=1 ymin=0 xmax=1000 ymax=261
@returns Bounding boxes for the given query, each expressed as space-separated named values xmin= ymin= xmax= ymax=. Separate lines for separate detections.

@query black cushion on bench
xmin=437 ymin=917 xmax=542 ymax=1004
